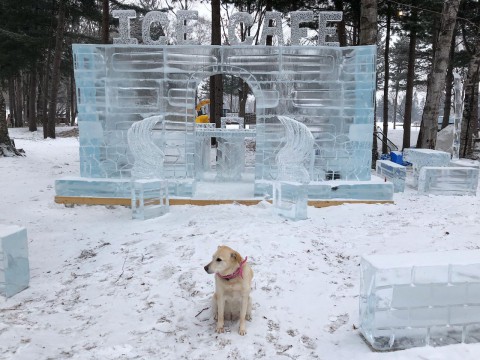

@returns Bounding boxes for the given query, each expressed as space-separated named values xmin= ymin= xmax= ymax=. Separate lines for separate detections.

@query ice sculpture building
xmin=55 ymin=11 xmax=393 ymax=204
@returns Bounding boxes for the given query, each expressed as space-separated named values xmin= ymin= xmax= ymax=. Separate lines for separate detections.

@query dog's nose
xmin=204 ymin=265 xmax=209 ymax=272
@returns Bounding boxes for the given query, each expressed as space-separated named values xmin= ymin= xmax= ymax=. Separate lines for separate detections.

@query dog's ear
xmin=231 ymin=251 xmax=241 ymax=262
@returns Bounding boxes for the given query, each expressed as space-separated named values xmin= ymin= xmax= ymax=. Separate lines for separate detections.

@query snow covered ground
xmin=1 ymin=126 xmax=480 ymax=360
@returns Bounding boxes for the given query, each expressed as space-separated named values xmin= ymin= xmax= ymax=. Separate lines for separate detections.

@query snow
xmin=1 ymin=126 xmax=480 ymax=360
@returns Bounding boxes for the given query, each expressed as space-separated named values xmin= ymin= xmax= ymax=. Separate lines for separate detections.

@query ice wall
xmin=72 ymin=44 xmax=377 ymax=198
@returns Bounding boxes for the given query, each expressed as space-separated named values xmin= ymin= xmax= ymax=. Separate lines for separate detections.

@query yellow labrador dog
xmin=204 ymin=245 xmax=253 ymax=335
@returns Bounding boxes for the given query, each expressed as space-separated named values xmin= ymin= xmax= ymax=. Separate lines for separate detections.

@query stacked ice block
xmin=131 ymin=179 xmax=169 ymax=220
xmin=375 ymin=160 xmax=406 ymax=193
xmin=0 ymin=225 xmax=30 ymax=298
xmin=417 ymin=166 xmax=479 ymax=196
xmin=272 ymin=182 xmax=308 ymax=221
xmin=403 ymin=149 xmax=451 ymax=187
xmin=360 ymin=250 xmax=480 ymax=350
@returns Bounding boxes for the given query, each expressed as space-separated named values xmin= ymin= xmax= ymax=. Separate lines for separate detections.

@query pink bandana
xmin=216 ymin=257 xmax=248 ymax=280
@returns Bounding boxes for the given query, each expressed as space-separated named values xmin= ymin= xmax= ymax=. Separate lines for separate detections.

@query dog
xmin=204 ymin=245 xmax=253 ymax=335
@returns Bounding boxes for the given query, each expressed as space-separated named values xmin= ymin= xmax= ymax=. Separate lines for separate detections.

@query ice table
xmin=403 ymin=148 xmax=450 ymax=187
xmin=418 ymin=166 xmax=479 ymax=196
xmin=360 ymin=250 xmax=480 ymax=351
xmin=0 ymin=225 xmax=30 ymax=298
xmin=194 ymin=127 xmax=255 ymax=181
xmin=375 ymin=160 xmax=406 ymax=193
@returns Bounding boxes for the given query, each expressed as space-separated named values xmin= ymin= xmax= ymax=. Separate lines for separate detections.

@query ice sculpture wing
xmin=275 ymin=116 xmax=314 ymax=184
xmin=127 ymin=115 xmax=165 ymax=179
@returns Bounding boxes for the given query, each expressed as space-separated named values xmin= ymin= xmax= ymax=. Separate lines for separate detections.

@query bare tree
xmin=416 ymin=0 xmax=461 ymax=149
xmin=359 ymin=0 xmax=377 ymax=164
xmin=0 ymin=90 xmax=23 ymax=156
xmin=210 ymin=0 xmax=223 ymax=132
xmin=47 ymin=0 xmax=67 ymax=139
xmin=460 ymin=35 xmax=480 ymax=158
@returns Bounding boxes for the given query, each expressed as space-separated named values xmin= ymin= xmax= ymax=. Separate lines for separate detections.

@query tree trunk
xmin=210 ymin=0 xmax=223 ymax=132
xmin=359 ymin=0 xmax=377 ymax=165
xmin=0 ymin=91 xmax=23 ymax=156
xmin=238 ymin=80 xmax=249 ymax=118
xmin=403 ymin=24 xmax=417 ymax=150
xmin=359 ymin=0 xmax=377 ymax=46
xmin=70 ymin=67 xmax=76 ymax=126
xmin=334 ymin=0 xmax=346 ymax=46
xmin=41 ymin=52 xmax=51 ymax=138
xmin=382 ymin=3 xmax=391 ymax=154
xmin=47 ymin=0 xmax=66 ymax=139
xmin=15 ymin=75 xmax=23 ymax=127
xmin=393 ymin=80 xmax=399 ymax=130
xmin=8 ymin=77 xmax=16 ymax=127
xmin=102 ymin=0 xmax=110 ymax=44
xmin=416 ymin=0 xmax=461 ymax=149
xmin=28 ymin=70 xmax=37 ymax=132
xmin=460 ymin=40 xmax=480 ymax=158
xmin=442 ymin=31 xmax=456 ymax=130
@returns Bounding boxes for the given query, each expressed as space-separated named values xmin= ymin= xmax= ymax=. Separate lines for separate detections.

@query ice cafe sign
xmin=113 ymin=10 xmax=342 ymax=47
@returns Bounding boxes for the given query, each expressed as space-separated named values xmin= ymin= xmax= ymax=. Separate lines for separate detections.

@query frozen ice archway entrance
xmin=187 ymin=66 xmax=261 ymax=199
xmin=55 ymin=44 xmax=394 ymax=204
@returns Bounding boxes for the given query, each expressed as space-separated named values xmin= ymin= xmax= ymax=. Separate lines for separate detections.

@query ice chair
xmin=272 ymin=116 xmax=314 ymax=221
xmin=127 ymin=115 xmax=169 ymax=220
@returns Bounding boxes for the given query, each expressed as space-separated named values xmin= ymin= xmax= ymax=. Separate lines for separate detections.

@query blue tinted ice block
xmin=272 ymin=182 xmax=308 ymax=221
xmin=375 ymin=160 xmax=406 ymax=193
xmin=360 ymin=250 xmax=480 ymax=350
xmin=0 ymin=225 xmax=30 ymax=298
xmin=417 ymin=166 xmax=479 ymax=196
xmin=403 ymin=148 xmax=451 ymax=187
xmin=389 ymin=151 xmax=403 ymax=165
xmin=131 ymin=179 xmax=169 ymax=220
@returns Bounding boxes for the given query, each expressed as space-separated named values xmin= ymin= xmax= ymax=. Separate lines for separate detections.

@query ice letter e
xmin=318 ymin=12 xmax=342 ymax=46
xmin=228 ymin=12 xmax=254 ymax=45
xmin=259 ymin=12 xmax=284 ymax=45
xmin=142 ymin=11 xmax=169 ymax=45
xmin=112 ymin=10 xmax=138 ymax=44
xmin=176 ymin=10 xmax=199 ymax=44
xmin=290 ymin=11 xmax=314 ymax=46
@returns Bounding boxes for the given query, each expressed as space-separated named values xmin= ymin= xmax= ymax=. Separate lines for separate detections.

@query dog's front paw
xmin=216 ymin=325 xmax=224 ymax=334
xmin=238 ymin=327 xmax=247 ymax=336
xmin=246 ymin=314 xmax=252 ymax=321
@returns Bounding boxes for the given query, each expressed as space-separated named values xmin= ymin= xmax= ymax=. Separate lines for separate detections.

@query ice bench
xmin=418 ymin=166 xmax=479 ymax=196
xmin=0 ymin=224 xmax=30 ymax=298
xmin=360 ymin=250 xmax=480 ymax=351
xmin=403 ymin=148 xmax=451 ymax=187
xmin=375 ymin=160 xmax=406 ymax=193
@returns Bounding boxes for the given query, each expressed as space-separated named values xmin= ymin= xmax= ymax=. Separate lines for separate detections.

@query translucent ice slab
xmin=0 ymin=225 xmax=30 ymax=298
xmin=375 ymin=160 xmax=406 ymax=193
xmin=417 ymin=166 xmax=479 ymax=196
xmin=131 ymin=179 xmax=169 ymax=220
xmin=360 ymin=250 xmax=480 ymax=350
xmin=272 ymin=182 xmax=308 ymax=221
xmin=403 ymin=148 xmax=451 ymax=187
